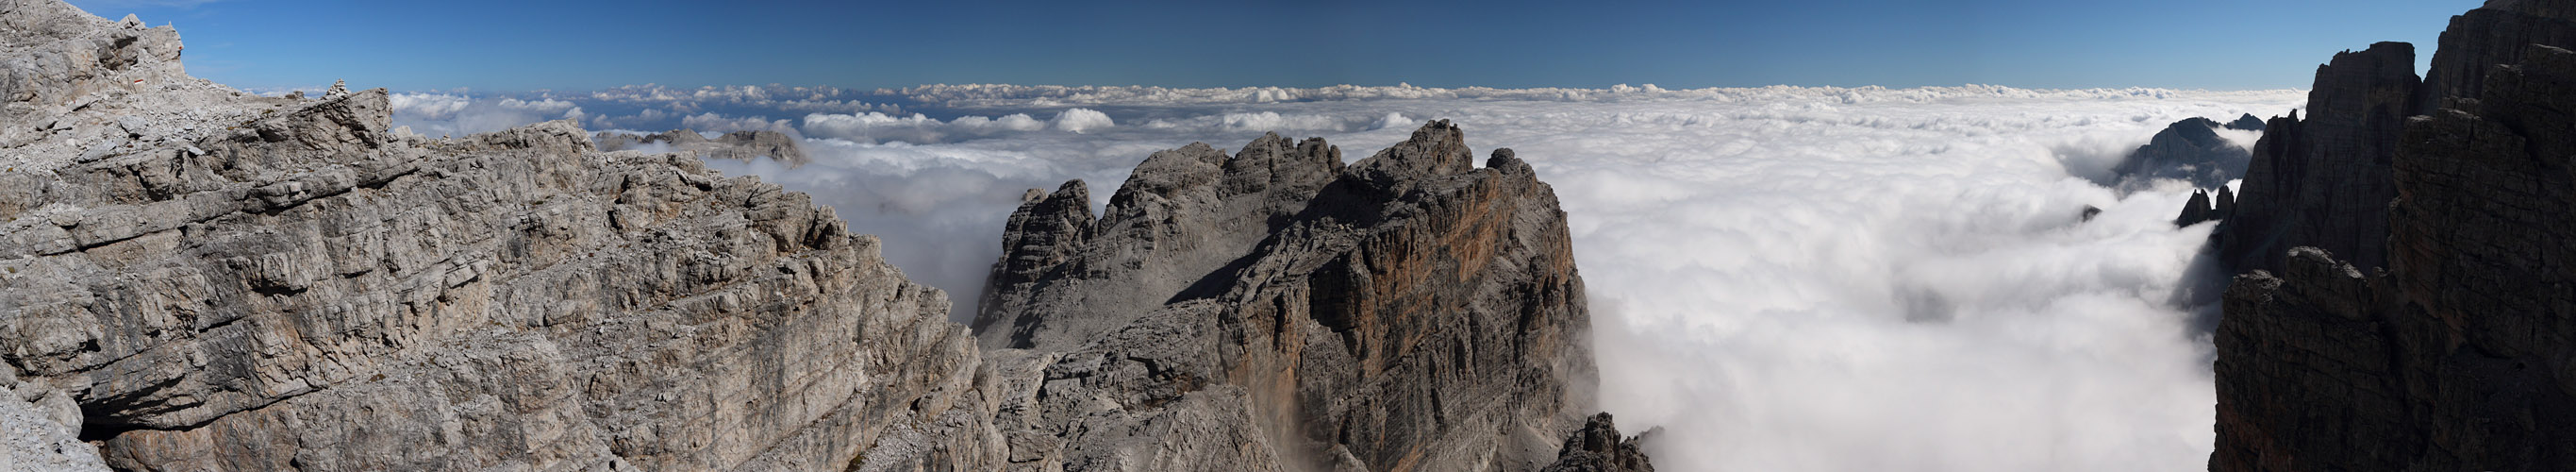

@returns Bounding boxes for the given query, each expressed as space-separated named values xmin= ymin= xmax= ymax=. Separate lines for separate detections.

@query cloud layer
xmin=394 ymin=83 xmax=2304 ymax=472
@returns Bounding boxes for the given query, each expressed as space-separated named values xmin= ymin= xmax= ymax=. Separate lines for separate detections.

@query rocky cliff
xmin=2213 ymin=41 xmax=2420 ymax=275
xmin=1 ymin=1 xmax=981 ymax=470
xmin=969 ymin=121 xmax=1645 ymax=471
xmin=2211 ymin=1 xmax=2576 ymax=470
xmin=0 ymin=1 xmax=1645 ymax=470
xmin=2108 ymin=116 xmax=2253 ymax=192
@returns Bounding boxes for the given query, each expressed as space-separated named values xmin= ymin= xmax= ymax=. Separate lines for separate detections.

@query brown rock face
xmin=968 ymin=121 xmax=1633 ymax=471
xmin=2212 ymin=1 xmax=2576 ymax=470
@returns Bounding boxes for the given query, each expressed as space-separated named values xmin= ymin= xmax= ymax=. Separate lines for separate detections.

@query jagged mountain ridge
xmin=0 ymin=1 xmax=980 ymax=469
xmin=2105 ymin=116 xmax=2256 ymax=193
xmin=972 ymin=121 xmax=1648 ymax=471
xmin=2209 ymin=0 xmax=2576 ymax=470
xmin=0 ymin=1 xmax=1647 ymax=470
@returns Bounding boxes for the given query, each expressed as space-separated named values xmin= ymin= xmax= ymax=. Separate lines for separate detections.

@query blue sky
xmin=71 ymin=0 xmax=2482 ymax=92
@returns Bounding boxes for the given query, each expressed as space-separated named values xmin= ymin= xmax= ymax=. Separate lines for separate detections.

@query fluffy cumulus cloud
xmin=797 ymin=108 xmax=1113 ymax=144
xmin=392 ymin=82 xmax=2304 ymax=471
xmin=388 ymin=93 xmax=586 ymax=138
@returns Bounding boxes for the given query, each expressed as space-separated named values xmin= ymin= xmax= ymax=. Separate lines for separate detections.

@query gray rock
xmin=969 ymin=120 xmax=1634 ymax=471
xmin=2224 ymin=113 xmax=2268 ymax=131
xmin=1 ymin=3 xmax=1641 ymax=471
xmin=1 ymin=2 xmax=982 ymax=470
xmin=1539 ymin=413 xmax=1655 ymax=472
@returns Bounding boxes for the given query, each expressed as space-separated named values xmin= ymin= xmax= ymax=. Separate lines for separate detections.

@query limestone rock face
xmin=2216 ymin=41 xmax=2421 ymax=274
xmin=1 ymin=2 xmax=985 ymax=470
xmin=594 ymin=128 xmax=811 ymax=168
xmin=2 ymin=3 xmax=1637 ymax=471
xmin=2212 ymin=1 xmax=2576 ymax=470
xmin=2109 ymin=116 xmax=2252 ymax=192
xmin=968 ymin=121 xmax=1632 ymax=471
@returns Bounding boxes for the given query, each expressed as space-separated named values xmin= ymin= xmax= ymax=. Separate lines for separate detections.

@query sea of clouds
xmin=390 ymin=83 xmax=2304 ymax=472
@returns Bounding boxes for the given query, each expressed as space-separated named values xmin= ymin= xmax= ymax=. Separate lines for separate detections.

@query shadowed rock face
xmin=2 ymin=2 xmax=985 ymax=470
xmin=2216 ymin=41 xmax=2421 ymax=275
xmin=2 ymin=4 xmax=1640 ymax=471
xmin=970 ymin=120 xmax=1634 ymax=471
xmin=2109 ymin=116 xmax=2252 ymax=192
xmin=2212 ymin=1 xmax=2576 ymax=470
xmin=2225 ymin=113 xmax=2269 ymax=131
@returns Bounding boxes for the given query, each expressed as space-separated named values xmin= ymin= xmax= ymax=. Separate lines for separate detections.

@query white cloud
xmin=710 ymin=84 xmax=2302 ymax=472
xmin=795 ymin=108 xmax=1114 ymax=144
xmin=679 ymin=112 xmax=800 ymax=138
xmin=392 ymin=83 xmax=2303 ymax=471
xmin=388 ymin=93 xmax=587 ymax=138
xmin=1050 ymin=108 xmax=1113 ymax=133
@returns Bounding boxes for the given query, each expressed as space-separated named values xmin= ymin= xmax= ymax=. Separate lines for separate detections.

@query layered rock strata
xmin=2214 ymin=42 xmax=2420 ymax=274
xmin=1 ymin=2 xmax=1648 ymax=471
xmin=2213 ymin=1 xmax=2576 ymax=470
xmin=2 ymin=2 xmax=980 ymax=470
xmin=971 ymin=121 xmax=1637 ymax=471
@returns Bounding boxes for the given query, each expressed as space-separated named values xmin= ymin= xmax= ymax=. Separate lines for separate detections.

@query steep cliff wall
xmin=2211 ymin=1 xmax=2576 ymax=470
xmin=972 ymin=122 xmax=1633 ymax=471
xmin=2217 ymin=42 xmax=2419 ymax=274
xmin=1 ymin=1 xmax=983 ymax=470
xmin=0 ymin=2 xmax=1645 ymax=471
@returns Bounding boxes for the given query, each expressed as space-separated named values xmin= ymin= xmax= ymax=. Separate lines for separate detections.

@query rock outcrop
xmin=1538 ymin=413 xmax=1655 ymax=472
xmin=2108 ymin=116 xmax=2253 ymax=192
xmin=2212 ymin=41 xmax=2421 ymax=275
xmin=970 ymin=121 xmax=1634 ymax=471
xmin=594 ymin=128 xmax=811 ymax=168
xmin=2 ymin=2 xmax=981 ymax=470
xmin=2224 ymin=113 xmax=2268 ymax=131
xmin=1 ymin=3 xmax=1640 ymax=471
xmin=2212 ymin=1 xmax=2576 ymax=470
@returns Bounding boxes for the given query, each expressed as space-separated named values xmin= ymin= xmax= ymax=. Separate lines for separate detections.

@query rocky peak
xmin=2225 ymin=113 xmax=2268 ymax=131
xmin=1351 ymin=118 xmax=1475 ymax=182
xmin=2108 ymin=116 xmax=2251 ymax=192
xmin=1540 ymin=413 xmax=1658 ymax=472
xmin=2215 ymin=41 xmax=2419 ymax=274
xmin=970 ymin=121 xmax=1635 ymax=471
xmin=2175 ymin=190 xmax=2218 ymax=227
xmin=2420 ymin=0 xmax=2576 ymax=112
xmin=2212 ymin=1 xmax=2576 ymax=470
xmin=1 ymin=2 xmax=984 ymax=470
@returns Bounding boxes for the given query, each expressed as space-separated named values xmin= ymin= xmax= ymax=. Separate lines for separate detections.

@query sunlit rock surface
xmin=2 ymin=1 xmax=972 ymax=469
xmin=965 ymin=121 xmax=1647 ymax=471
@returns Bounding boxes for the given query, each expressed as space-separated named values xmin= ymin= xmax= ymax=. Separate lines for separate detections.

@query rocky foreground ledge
xmin=0 ymin=1 xmax=1649 ymax=470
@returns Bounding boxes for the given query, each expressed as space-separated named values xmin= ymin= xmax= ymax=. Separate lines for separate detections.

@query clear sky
xmin=70 ymin=0 xmax=2484 ymax=92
